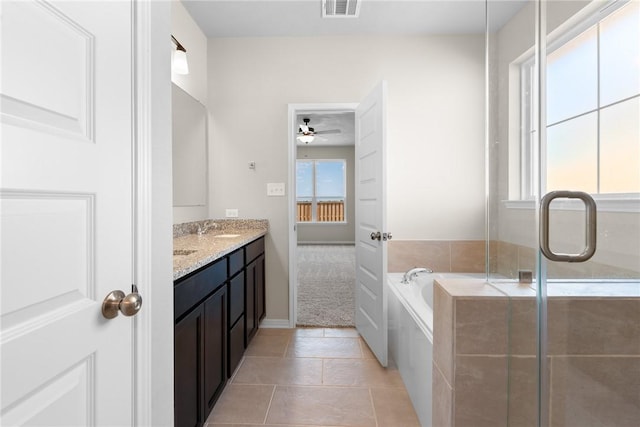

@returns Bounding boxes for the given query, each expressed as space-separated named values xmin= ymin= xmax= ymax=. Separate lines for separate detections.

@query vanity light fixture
xmin=171 ymin=35 xmax=189 ymax=75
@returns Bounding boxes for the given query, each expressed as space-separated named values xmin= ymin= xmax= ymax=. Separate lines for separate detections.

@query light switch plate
xmin=267 ymin=183 xmax=285 ymax=196
xmin=225 ymin=209 xmax=238 ymax=218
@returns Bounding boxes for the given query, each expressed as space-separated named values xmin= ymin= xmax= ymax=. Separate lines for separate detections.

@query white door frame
xmin=133 ymin=1 xmax=174 ymax=425
xmin=287 ymin=103 xmax=358 ymax=328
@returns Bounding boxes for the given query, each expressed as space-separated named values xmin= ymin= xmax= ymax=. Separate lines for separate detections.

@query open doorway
xmin=288 ymin=105 xmax=357 ymax=327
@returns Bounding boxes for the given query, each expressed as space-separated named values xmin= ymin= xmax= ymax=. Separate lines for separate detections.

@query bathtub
xmin=387 ymin=272 xmax=483 ymax=427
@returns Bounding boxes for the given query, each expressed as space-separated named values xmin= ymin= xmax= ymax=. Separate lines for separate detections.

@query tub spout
xmin=401 ymin=267 xmax=433 ymax=284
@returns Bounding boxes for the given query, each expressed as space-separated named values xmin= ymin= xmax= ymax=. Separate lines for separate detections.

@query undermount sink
xmin=215 ymin=234 xmax=241 ymax=238
xmin=173 ymin=249 xmax=198 ymax=256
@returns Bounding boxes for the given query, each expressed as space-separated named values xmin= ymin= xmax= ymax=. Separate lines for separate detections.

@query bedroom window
xmin=296 ymin=159 xmax=346 ymax=223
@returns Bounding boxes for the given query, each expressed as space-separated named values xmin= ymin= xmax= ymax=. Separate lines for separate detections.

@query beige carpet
xmin=296 ymin=244 xmax=355 ymax=327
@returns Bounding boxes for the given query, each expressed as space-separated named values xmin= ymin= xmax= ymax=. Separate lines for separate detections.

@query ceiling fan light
xmin=297 ymin=134 xmax=314 ymax=144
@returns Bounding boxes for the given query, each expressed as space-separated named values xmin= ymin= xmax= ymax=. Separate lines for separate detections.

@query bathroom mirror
xmin=172 ymin=83 xmax=208 ymax=207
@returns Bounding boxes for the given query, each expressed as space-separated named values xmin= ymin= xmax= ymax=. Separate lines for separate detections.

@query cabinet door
xmin=228 ymin=271 xmax=245 ymax=327
xmin=228 ymin=314 xmax=245 ymax=377
xmin=256 ymin=254 xmax=266 ymax=322
xmin=245 ymin=261 xmax=257 ymax=343
xmin=203 ymin=286 xmax=227 ymax=416
xmin=175 ymin=306 xmax=204 ymax=427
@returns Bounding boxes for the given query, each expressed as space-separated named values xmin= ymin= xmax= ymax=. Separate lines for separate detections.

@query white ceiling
xmin=182 ymin=0 xmax=528 ymax=38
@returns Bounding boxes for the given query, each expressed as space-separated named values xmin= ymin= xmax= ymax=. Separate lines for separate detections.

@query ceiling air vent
xmin=322 ymin=0 xmax=360 ymax=18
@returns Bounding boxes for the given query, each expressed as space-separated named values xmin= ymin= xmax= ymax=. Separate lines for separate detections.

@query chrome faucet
xmin=401 ymin=267 xmax=433 ymax=284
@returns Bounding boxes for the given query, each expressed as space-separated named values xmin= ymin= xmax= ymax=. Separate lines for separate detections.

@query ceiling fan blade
xmin=299 ymin=125 xmax=309 ymax=133
xmin=313 ymin=129 xmax=341 ymax=135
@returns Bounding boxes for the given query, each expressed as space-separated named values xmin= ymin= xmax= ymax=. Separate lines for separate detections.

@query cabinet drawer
xmin=228 ymin=271 xmax=244 ymax=326
xmin=245 ymin=237 xmax=264 ymax=264
xmin=174 ymin=257 xmax=227 ymax=321
xmin=228 ymin=248 xmax=244 ymax=277
xmin=228 ymin=315 xmax=244 ymax=377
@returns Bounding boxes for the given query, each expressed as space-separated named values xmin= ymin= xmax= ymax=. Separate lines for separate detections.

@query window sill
xmin=503 ymin=194 xmax=640 ymax=213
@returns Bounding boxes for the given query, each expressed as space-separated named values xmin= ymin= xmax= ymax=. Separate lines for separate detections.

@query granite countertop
xmin=173 ymin=219 xmax=268 ymax=281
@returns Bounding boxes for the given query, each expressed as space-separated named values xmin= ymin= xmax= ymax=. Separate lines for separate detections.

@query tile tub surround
xmin=433 ymin=279 xmax=640 ymax=427
xmin=490 ymin=240 xmax=640 ymax=280
xmin=173 ymin=219 xmax=268 ymax=280
xmin=388 ymin=239 xmax=640 ymax=279
xmin=388 ymin=240 xmax=486 ymax=273
xmin=206 ymin=327 xmax=421 ymax=427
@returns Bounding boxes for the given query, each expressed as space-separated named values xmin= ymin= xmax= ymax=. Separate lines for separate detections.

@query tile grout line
xmin=228 ymin=356 xmax=246 ymax=384
xmin=368 ymin=387 xmax=379 ymax=427
xmin=281 ymin=333 xmax=293 ymax=357
xmin=262 ymin=384 xmax=277 ymax=425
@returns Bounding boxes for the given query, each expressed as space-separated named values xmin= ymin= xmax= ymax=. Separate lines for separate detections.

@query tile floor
xmin=206 ymin=327 xmax=421 ymax=427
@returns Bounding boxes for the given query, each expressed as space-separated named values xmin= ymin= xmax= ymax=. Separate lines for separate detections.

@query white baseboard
xmin=259 ymin=318 xmax=291 ymax=328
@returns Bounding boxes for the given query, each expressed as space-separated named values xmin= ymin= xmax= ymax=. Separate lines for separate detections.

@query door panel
xmin=2 ymin=355 xmax=93 ymax=426
xmin=355 ymin=81 xmax=388 ymax=366
xmin=1 ymin=1 xmax=134 ymax=425
xmin=1 ymin=0 xmax=93 ymax=139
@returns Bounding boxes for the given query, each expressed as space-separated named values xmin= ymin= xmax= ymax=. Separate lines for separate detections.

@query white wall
xmin=296 ymin=145 xmax=355 ymax=243
xmin=171 ymin=0 xmax=209 ymax=224
xmin=171 ymin=0 xmax=207 ymax=104
xmin=208 ymin=35 xmax=486 ymax=321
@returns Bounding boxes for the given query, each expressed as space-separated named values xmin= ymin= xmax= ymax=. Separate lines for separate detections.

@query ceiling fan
xmin=297 ymin=117 xmax=341 ymax=143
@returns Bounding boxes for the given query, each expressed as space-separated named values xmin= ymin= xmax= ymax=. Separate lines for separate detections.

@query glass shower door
xmin=538 ymin=0 xmax=640 ymax=425
xmin=488 ymin=0 xmax=639 ymax=425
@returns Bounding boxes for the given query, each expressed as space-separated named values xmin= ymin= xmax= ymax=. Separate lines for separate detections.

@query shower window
xmin=296 ymin=159 xmax=347 ymax=223
xmin=520 ymin=0 xmax=640 ymax=199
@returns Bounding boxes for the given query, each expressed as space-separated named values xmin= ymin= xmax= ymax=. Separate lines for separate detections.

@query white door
xmin=354 ymin=81 xmax=388 ymax=366
xmin=1 ymin=1 xmax=135 ymax=425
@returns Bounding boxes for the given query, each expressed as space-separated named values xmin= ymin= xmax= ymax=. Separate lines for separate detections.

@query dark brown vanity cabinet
xmin=203 ymin=287 xmax=227 ymax=415
xmin=174 ymin=236 xmax=266 ymax=427
xmin=245 ymin=250 xmax=265 ymax=343
xmin=227 ymin=251 xmax=245 ymax=376
xmin=174 ymin=257 xmax=227 ymax=427
xmin=174 ymin=286 xmax=227 ymax=427
xmin=174 ymin=304 xmax=203 ymax=427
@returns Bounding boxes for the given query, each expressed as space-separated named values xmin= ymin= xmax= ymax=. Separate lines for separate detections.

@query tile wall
xmin=491 ymin=240 xmax=640 ymax=279
xmin=389 ymin=239 xmax=640 ymax=279
xmin=388 ymin=240 xmax=485 ymax=273
xmin=432 ymin=279 xmax=640 ymax=427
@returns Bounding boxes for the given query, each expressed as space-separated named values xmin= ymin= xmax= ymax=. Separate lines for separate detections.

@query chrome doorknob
xmin=383 ymin=232 xmax=393 ymax=241
xmin=102 ymin=285 xmax=143 ymax=319
xmin=370 ymin=231 xmax=381 ymax=241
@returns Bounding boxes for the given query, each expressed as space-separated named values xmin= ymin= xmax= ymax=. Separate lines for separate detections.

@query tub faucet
xmin=401 ymin=267 xmax=433 ymax=284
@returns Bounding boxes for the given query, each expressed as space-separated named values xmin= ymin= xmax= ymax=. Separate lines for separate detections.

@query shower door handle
xmin=539 ymin=190 xmax=597 ymax=262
